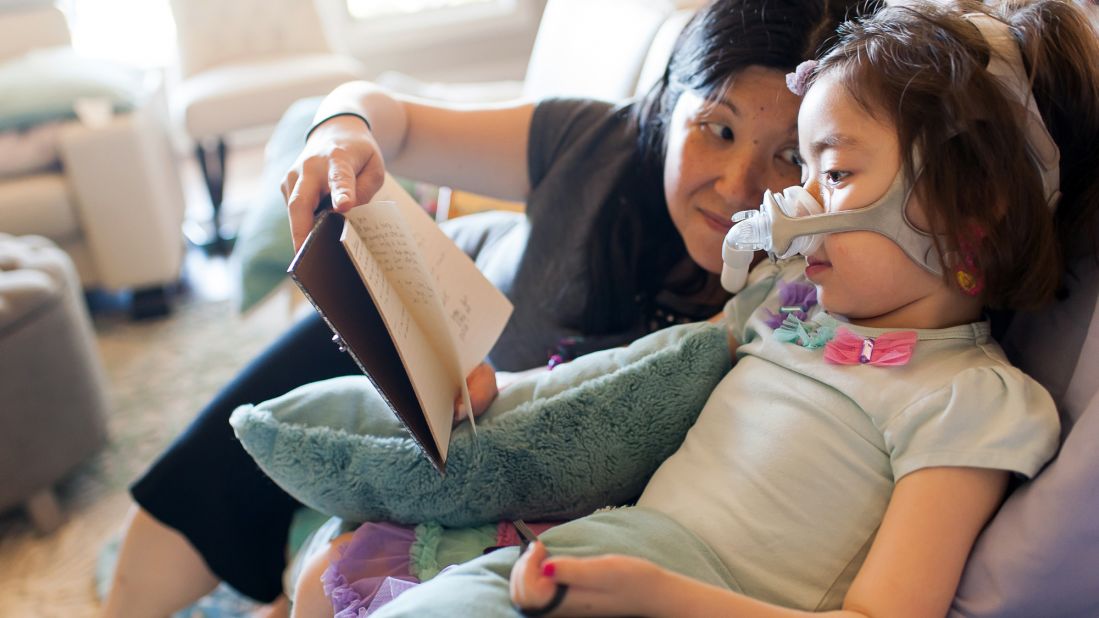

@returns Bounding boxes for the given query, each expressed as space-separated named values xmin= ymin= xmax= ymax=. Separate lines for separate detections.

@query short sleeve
xmin=883 ymin=366 xmax=1060 ymax=481
xmin=528 ymin=98 xmax=609 ymax=187
xmin=526 ymin=98 xmax=633 ymax=220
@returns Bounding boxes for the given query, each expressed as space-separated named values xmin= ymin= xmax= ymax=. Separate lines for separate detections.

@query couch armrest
xmin=0 ymin=5 xmax=70 ymax=63
xmin=59 ymin=91 xmax=187 ymax=290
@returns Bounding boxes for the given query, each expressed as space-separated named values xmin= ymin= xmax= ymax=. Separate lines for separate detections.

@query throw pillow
xmin=0 ymin=47 xmax=143 ymax=131
xmin=950 ymin=255 xmax=1099 ymax=617
xmin=229 ymin=321 xmax=731 ymax=528
xmin=231 ymin=97 xmax=319 ymax=312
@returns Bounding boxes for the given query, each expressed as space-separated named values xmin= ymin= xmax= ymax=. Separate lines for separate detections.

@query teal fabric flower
xmin=773 ymin=314 xmax=836 ymax=349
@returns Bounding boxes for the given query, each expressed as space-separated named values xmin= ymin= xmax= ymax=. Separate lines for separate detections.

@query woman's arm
xmin=284 ymin=81 xmax=535 ymax=249
xmin=511 ymin=466 xmax=1008 ymax=617
xmin=316 ymin=82 xmax=535 ymax=199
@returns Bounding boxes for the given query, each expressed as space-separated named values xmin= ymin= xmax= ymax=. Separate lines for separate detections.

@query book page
xmin=340 ymin=175 xmax=514 ymax=462
xmin=370 ymin=175 xmax=514 ymax=375
xmin=289 ymin=210 xmax=443 ymax=468
xmin=342 ymin=209 xmax=458 ymax=461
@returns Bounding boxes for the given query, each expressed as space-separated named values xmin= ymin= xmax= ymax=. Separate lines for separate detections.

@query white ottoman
xmin=0 ymin=234 xmax=108 ymax=533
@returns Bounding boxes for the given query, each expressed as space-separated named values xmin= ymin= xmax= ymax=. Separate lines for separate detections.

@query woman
xmin=101 ymin=0 xmax=868 ymax=615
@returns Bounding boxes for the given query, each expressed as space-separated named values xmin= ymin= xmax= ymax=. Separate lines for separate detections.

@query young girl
xmin=340 ymin=1 xmax=1099 ymax=616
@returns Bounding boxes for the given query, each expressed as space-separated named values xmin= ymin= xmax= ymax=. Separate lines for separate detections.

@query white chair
xmin=0 ymin=5 xmax=187 ymax=317
xmin=168 ymin=0 xmax=365 ymax=251
xmin=521 ymin=0 xmax=677 ymax=101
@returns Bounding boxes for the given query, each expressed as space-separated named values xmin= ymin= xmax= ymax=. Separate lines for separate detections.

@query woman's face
xmin=663 ymin=65 xmax=803 ymax=274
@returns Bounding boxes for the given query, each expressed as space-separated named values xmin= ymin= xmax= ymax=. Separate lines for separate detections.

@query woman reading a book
xmin=101 ymin=0 xmax=871 ymax=615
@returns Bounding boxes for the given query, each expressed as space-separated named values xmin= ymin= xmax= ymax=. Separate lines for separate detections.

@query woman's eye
xmin=703 ymin=122 xmax=734 ymax=141
xmin=822 ymin=170 xmax=850 ymax=186
xmin=778 ymin=148 xmax=804 ymax=169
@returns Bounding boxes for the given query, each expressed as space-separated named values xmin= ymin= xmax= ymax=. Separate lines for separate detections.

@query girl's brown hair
xmin=814 ymin=0 xmax=1099 ymax=310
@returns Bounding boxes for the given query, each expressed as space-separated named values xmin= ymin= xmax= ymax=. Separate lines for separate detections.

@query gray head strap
xmin=964 ymin=12 xmax=1061 ymax=208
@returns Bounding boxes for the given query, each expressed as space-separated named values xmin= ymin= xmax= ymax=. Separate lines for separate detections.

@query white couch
xmin=0 ymin=5 xmax=187 ymax=316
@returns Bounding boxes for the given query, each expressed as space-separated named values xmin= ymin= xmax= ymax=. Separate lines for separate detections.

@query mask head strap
xmin=963 ymin=12 xmax=1061 ymax=209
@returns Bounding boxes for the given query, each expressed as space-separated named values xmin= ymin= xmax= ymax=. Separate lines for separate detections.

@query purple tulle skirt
xmin=321 ymin=522 xmax=420 ymax=617
xmin=321 ymin=520 xmax=562 ymax=616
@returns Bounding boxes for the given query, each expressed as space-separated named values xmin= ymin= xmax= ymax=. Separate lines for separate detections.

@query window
xmin=346 ymin=0 xmax=505 ymax=20
xmin=61 ymin=0 xmax=176 ymax=69
xmin=329 ymin=0 xmax=537 ymax=61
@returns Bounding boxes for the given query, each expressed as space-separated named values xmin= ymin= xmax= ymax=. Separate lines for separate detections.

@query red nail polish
xmin=542 ymin=563 xmax=556 ymax=577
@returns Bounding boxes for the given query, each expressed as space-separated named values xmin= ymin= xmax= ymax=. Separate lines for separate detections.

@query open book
xmin=288 ymin=175 xmax=514 ymax=472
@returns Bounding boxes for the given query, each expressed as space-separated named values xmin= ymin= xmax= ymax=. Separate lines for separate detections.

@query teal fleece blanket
xmin=229 ymin=322 xmax=731 ymax=528
xmin=372 ymin=507 xmax=742 ymax=617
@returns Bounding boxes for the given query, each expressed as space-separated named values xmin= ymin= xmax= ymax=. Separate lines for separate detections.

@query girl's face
xmin=796 ymin=73 xmax=980 ymax=329
xmin=663 ymin=66 xmax=803 ymax=274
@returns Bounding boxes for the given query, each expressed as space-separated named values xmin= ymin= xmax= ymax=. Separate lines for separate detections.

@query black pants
xmin=130 ymin=312 xmax=360 ymax=602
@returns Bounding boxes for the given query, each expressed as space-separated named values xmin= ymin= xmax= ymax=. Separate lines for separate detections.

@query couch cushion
xmin=0 ymin=121 xmax=63 ymax=178
xmin=951 ymin=255 xmax=1099 ymax=617
xmin=0 ymin=233 xmax=64 ymax=327
xmin=231 ymin=97 xmax=319 ymax=312
xmin=175 ymin=54 xmax=362 ymax=139
xmin=0 ymin=6 xmax=70 ymax=64
xmin=0 ymin=47 xmax=142 ymax=132
xmin=0 ymin=173 xmax=78 ymax=240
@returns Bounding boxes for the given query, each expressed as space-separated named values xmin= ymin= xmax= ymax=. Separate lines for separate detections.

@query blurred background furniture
xmin=0 ymin=4 xmax=188 ymax=318
xmin=230 ymin=0 xmax=704 ymax=311
xmin=376 ymin=0 xmax=696 ymax=112
xmin=0 ymin=234 xmax=109 ymax=534
xmin=382 ymin=0 xmax=700 ymax=219
xmin=168 ymin=0 xmax=366 ymax=253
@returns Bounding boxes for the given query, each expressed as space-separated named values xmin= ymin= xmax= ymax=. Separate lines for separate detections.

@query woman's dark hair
xmin=812 ymin=0 xmax=1099 ymax=310
xmin=572 ymin=0 xmax=879 ymax=335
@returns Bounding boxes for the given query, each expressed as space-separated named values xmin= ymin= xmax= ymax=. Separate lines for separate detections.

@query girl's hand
xmin=510 ymin=542 xmax=666 ymax=617
xmin=281 ymin=115 xmax=387 ymax=251
xmin=453 ymin=362 xmax=498 ymax=425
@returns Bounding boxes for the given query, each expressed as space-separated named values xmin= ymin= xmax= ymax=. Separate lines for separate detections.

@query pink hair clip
xmin=785 ymin=60 xmax=819 ymax=96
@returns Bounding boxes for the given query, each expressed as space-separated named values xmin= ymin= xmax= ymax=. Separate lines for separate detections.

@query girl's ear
xmin=945 ymin=221 xmax=988 ymax=298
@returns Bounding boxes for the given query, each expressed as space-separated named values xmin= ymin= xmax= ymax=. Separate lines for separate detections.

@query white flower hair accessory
xmin=785 ymin=59 xmax=818 ymax=96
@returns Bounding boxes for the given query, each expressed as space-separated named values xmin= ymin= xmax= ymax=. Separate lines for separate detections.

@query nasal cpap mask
xmin=719 ymin=12 xmax=1062 ymax=295
xmin=720 ymin=164 xmax=942 ymax=293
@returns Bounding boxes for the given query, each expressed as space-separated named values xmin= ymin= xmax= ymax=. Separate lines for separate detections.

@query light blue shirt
xmin=638 ymin=260 xmax=1059 ymax=610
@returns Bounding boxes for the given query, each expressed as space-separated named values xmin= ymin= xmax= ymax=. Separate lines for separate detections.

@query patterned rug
xmin=0 ymin=288 xmax=295 ymax=617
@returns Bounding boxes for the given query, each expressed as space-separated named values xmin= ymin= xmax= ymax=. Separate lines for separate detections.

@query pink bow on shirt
xmin=824 ymin=327 xmax=917 ymax=366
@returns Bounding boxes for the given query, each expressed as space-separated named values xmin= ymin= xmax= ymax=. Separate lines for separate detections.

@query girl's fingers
xmin=548 ymin=555 xmax=643 ymax=588
xmin=454 ymin=362 xmax=498 ymax=423
xmin=466 ymin=362 xmax=498 ymax=417
xmin=510 ymin=542 xmax=555 ymax=609
xmin=537 ymin=555 xmax=661 ymax=616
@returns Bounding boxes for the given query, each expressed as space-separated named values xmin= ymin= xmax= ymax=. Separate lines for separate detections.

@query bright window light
xmin=346 ymin=0 xmax=502 ymax=20
xmin=62 ymin=0 xmax=176 ymax=69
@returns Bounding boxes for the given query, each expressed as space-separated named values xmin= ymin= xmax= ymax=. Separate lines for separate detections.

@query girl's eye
xmin=822 ymin=170 xmax=850 ymax=186
xmin=703 ymin=122 xmax=734 ymax=141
